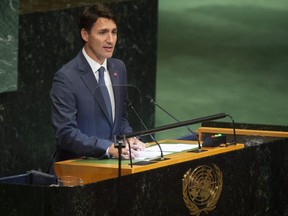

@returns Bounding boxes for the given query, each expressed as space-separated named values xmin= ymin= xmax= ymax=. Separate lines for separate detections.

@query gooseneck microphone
xmin=128 ymin=101 xmax=166 ymax=160
xmin=146 ymin=95 xmax=205 ymax=152
xmin=226 ymin=114 xmax=237 ymax=145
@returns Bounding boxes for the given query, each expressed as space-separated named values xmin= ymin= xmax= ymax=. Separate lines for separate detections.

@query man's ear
xmin=81 ymin=28 xmax=88 ymax=42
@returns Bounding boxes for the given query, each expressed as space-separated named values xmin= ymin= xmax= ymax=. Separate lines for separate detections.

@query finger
xmin=131 ymin=146 xmax=142 ymax=152
xmin=122 ymin=148 xmax=128 ymax=154
xmin=121 ymin=149 xmax=130 ymax=156
xmin=131 ymin=143 xmax=145 ymax=151
xmin=130 ymin=148 xmax=139 ymax=157
xmin=121 ymin=149 xmax=139 ymax=159
xmin=121 ymin=154 xmax=130 ymax=159
xmin=121 ymin=153 xmax=135 ymax=160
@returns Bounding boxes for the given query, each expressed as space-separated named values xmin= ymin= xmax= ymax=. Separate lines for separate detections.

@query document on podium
xmin=135 ymin=143 xmax=198 ymax=160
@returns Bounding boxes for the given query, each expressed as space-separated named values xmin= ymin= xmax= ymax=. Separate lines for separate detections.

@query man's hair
xmin=79 ymin=3 xmax=117 ymax=33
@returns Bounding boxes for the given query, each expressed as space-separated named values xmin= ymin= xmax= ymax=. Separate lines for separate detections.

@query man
xmin=50 ymin=3 xmax=144 ymax=162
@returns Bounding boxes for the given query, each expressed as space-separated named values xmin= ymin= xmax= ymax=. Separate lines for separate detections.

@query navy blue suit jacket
xmin=51 ymin=51 xmax=132 ymax=161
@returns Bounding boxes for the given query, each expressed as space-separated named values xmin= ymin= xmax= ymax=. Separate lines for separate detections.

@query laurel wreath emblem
xmin=182 ymin=164 xmax=223 ymax=216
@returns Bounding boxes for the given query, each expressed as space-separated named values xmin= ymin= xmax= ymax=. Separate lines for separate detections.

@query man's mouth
xmin=104 ymin=45 xmax=113 ymax=52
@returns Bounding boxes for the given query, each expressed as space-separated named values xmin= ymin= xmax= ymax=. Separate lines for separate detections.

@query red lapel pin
xmin=113 ymin=72 xmax=118 ymax=77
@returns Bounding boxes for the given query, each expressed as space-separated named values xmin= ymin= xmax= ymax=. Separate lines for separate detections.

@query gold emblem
xmin=182 ymin=164 xmax=223 ymax=216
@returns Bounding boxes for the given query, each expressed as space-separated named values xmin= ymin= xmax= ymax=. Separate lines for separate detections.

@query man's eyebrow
xmin=98 ymin=28 xmax=117 ymax=32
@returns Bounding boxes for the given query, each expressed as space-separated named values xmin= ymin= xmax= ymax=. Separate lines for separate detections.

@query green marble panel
xmin=0 ymin=0 xmax=18 ymax=93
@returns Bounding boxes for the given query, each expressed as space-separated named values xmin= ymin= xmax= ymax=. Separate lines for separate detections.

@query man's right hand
xmin=108 ymin=143 xmax=140 ymax=159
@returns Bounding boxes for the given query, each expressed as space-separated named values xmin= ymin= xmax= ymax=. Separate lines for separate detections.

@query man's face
xmin=81 ymin=17 xmax=117 ymax=64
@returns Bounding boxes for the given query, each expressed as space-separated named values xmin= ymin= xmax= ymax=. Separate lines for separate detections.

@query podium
xmin=54 ymin=140 xmax=244 ymax=184
xmin=1 ymin=123 xmax=288 ymax=216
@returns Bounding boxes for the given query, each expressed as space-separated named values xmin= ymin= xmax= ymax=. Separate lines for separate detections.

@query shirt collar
xmin=82 ymin=48 xmax=107 ymax=73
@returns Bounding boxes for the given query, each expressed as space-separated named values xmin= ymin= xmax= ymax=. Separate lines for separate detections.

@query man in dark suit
xmin=50 ymin=3 xmax=144 ymax=162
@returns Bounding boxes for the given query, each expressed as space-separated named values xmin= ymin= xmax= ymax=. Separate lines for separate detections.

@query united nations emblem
xmin=182 ymin=164 xmax=223 ymax=215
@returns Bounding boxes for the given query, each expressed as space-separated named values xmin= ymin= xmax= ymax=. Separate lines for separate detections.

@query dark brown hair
xmin=79 ymin=3 xmax=117 ymax=33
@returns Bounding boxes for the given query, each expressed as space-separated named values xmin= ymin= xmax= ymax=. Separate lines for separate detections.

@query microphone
xmin=145 ymin=95 xmax=206 ymax=152
xmin=128 ymin=101 xmax=167 ymax=161
xmin=226 ymin=114 xmax=237 ymax=145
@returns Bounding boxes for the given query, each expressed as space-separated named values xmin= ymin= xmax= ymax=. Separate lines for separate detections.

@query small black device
xmin=202 ymin=134 xmax=227 ymax=147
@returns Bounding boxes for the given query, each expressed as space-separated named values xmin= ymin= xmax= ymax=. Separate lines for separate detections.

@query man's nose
xmin=106 ymin=33 xmax=115 ymax=42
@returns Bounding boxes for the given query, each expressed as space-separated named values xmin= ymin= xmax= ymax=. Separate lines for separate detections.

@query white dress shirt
xmin=82 ymin=48 xmax=115 ymax=122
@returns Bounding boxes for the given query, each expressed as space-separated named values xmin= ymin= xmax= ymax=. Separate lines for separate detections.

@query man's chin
xmin=105 ymin=54 xmax=114 ymax=59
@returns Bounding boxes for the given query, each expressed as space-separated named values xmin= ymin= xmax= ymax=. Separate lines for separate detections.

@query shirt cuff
xmin=105 ymin=147 xmax=112 ymax=159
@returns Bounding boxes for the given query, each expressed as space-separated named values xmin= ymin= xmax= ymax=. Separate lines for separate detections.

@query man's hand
xmin=126 ymin=137 xmax=145 ymax=151
xmin=107 ymin=137 xmax=145 ymax=159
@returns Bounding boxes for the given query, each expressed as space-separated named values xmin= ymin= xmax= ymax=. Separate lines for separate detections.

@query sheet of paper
xmin=145 ymin=143 xmax=199 ymax=152
xmin=135 ymin=143 xmax=198 ymax=160
xmin=135 ymin=151 xmax=172 ymax=160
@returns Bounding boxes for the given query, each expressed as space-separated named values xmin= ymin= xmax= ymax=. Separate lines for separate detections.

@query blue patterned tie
xmin=98 ymin=66 xmax=112 ymax=121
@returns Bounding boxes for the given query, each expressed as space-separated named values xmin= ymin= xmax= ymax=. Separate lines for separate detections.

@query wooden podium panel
xmin=198 ymin=127 xmax=288 ymax=142
xmin=54 ymin=140 xmax=244 ymax=184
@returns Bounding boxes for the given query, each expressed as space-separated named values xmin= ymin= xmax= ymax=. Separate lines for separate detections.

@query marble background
xmin=0 ymin=0 xmax=18 ymax=93
xmin=0 ymin=0 xmax=158 ymax=176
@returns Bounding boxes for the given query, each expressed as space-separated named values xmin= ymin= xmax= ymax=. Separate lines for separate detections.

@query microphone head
xmin=127 ymin=100 xmax=133 ymax=108
xmin=145 ymin=95 xmax=154 ymax=103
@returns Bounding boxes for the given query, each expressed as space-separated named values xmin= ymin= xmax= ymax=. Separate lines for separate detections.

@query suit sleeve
xmin=50 ymin=70 xmax=112 ymax=159
xmin=120 ymin=94 xmax=133 ymax=135
xmin=119 ymin=63 xmax=133 ymax=135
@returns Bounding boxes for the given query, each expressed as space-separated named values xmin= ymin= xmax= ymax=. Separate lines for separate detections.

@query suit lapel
xmin=78 ymin=52 xmax=113 ymax=126
xmin=107 ymin=59 xmax=121 ymax=129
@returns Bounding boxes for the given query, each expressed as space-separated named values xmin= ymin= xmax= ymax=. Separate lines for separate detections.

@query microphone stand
xmin=146 ymin=95 xmax=206 ymax=153
xmin=114 ymin=135 xmax=121 ymax=216
xmin=126 ymin=136 xmax=133 ymax=167
xmin=114 ymin=134 xmax=133 ymax=216
xmin=118 ymin=113 xmax=228 ymax=139
xmin=227 ymin=115 xmax=237 ymax=145
xmin=128 ymin=102 xmax=167 ymax=161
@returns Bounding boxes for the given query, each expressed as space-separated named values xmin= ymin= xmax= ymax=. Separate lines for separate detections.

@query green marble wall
xmin=0 ymin=0 xmax=18 ymax=93
xmin=156 ymin=0 xmax=288 ymax=140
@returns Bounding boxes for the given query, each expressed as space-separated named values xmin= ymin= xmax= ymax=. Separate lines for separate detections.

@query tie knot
xmin=98 ymin=66 xmax=105 ymax=78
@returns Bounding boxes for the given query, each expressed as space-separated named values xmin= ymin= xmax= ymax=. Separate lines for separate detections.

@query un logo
xmin=182 ymin=164 xmax=223 ymax=215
